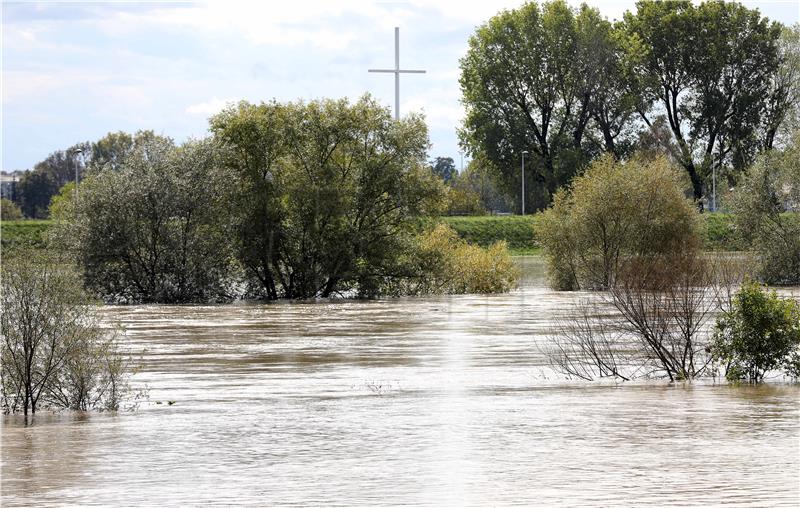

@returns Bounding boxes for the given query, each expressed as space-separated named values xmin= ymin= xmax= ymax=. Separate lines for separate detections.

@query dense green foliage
xmin=58 ymin=136 xmax=234 ymax=303
xmin=536 ymin=154 xmax=700 ymax=290
xmin=211 ymin=95 xmax=446 ymax=299
xmin=732 ymin=132 xmax=800 ymax=285
xmin=1 ymin=249 xmax=131 ymax=414
xmin=712 ymin=280 xmax=800 ymax=383
xmin=384 ymin=224 xmax=519 ymax=295
xmin=460 ymin=0 xmax=794 ymax=211
xmin=1 ymin=198 xmax=23 ymax=220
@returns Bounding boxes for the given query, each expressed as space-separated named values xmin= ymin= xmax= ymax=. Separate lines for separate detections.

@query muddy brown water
xmin=2 ymin=258 xmax=799 ymax=506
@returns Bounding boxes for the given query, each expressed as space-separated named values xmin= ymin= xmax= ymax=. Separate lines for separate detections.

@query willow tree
xmin=210 ymin=95 xmax=445 ymax=299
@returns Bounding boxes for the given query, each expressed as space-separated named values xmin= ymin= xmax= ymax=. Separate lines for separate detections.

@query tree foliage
xmin=210 ymin=95 xmax=446 ymax=299
xmin=430 ymin=156 xmax=456 ymax=184
xmin=459 ymin=1 xmax=643 ymax=212
xmin=461 ymin=0 xmax=793 ymax=210
xmin=622 ymin=0 xmax=782 ymax=201
xmin=1 ymin=198 xmax=23 ymax=220
xmin=536 ymin=154 xmax=700 ymax=290
xmin=1 ymin=250 xmax=132 ymax=415
xmin=62 ymin=136 xmax=234 ymax=303
xmin=712 ymin=280 xmax=800 ymax=383
xmin=731 ymin=130 xmax=800 ymax=285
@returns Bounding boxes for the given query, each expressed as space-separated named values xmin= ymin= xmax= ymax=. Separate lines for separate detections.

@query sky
xmin=2 ymin=0 xmax=799 ymax=172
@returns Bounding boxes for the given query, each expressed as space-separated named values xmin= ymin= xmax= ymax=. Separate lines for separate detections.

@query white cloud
xmin=185 ymin=97 xmax=238 ymax=116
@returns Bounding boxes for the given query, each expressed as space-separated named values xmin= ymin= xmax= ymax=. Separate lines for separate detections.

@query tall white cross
xmin=368 ymin=27 xmax=426 ymax=121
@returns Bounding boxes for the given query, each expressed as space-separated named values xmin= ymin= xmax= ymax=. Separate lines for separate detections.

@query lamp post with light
xmin=521 ymin=150 xmax=529 ymax=216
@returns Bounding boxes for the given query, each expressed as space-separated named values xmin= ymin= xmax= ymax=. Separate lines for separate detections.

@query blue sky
xmin=2 ymin=0 xmax=799 ymax=171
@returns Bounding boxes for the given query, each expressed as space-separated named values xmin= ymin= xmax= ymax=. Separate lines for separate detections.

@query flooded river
xmin=3 ymin=258 xmax=799 ymax=506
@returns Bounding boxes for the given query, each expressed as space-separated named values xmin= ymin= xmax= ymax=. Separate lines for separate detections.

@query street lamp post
xmin=712 ymin=165 xmax=716 ymax=212
xmin=521 ymin=151 xmax=529 ymax=216
xmin=72 ymin=148 xmax=83 ymax=202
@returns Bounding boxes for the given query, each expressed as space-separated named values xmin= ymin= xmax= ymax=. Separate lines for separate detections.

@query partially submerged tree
xmin=61 ymin=136 xmax=235 ymax=303
xmin=536 ymin=154 xmax=700 ymax=290
xmin=1 ymin=250 xmax=133 ymax=415
xmin=712 ymin=280 xmax=800 ymax=383
xmin=211 ymin=95 xmax=446 ymax=299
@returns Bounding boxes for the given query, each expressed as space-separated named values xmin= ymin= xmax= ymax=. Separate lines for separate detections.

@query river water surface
xmin=2 ymin=258 xmax=799 ymax=506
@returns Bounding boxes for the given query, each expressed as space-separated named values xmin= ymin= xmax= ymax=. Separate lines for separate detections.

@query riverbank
xmin=0 ymin=214 xmax=743 ymax=255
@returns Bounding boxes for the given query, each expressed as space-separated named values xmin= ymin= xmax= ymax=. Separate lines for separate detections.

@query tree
xmin=762 ymin=24 xmax=800 ymax=150
xmin=712 ymin=280 xmax=800 ymax=383
xmin=16 ymin=142 xmax=89 ymax=218
xmin=62 ymin=136 xmax=235 ymax=303
xmin=430 ymin=156 xmax=456 ymax=184
xmin=459 ymin=1 xmax=642 ymax=212
xmin=89 ymin=130 xmax=158 ymax=171
xmin=1 ymin=198 xmax=23 ymax=220
xmin=1 ymin=250 xmax=131 ymax=415
xmin=731 ymin=130 xmax=800 ymax=285
xmin=536 ymin=154 xmax=700 ymax=290
xmin=622 ymin=0 xmax=783 ymax=204
xmin=210 ymin=95 xmax=445 ymax=299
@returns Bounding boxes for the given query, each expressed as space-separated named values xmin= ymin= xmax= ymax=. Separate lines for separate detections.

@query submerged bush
xmin=712 ymin=280 xmax=800 ymax=383
xmin=1 ymin=249 xmax=135 ymax=415
xmin=380 ymin=224 xmax=519 ymax=296
xmin=536 ymin=154 xmax=700 ymax=290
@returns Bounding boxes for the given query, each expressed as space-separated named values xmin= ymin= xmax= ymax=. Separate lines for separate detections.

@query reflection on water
xmin=3 ymin=257 xmax=799 ymax=506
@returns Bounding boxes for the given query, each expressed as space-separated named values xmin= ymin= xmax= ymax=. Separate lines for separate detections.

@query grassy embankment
xmin=441 ymin=213 xmax=742 ymax=255
xmin=1 ymin=214 xmax=743 ymax=257
xmin=1 ymin=219 xmax=52 ymax=252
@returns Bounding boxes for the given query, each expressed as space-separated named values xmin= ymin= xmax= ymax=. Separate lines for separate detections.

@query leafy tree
xmin=1 ymin=249 xmax=132 ymax=415
xmin=622 ymin=0 xmax=783 ymax=203
xmin=1 ymin=198 xmax=23 ymax=220
xmin=731 ymin=130 xmax=800 ymax=285
xmin=430 ymin=156 xmax=456 ymax=184
xmin=536 ymin=154 xmax=700 ymax=290
xmin=89 ymin=130 xmax=158 ymax=171
xmin=712 ymin=280 xmax=800 ymax=383
xmin=61 ymin=136 xmax=235 ymax=303
xmin=16 ymin=142 xmax=89 ymax=218
xmin=211 ymin=95 xmax=445 ymax=299
xmin=459 ymin=1 xmax=641 ymax=212
xmin=762 ymin=24 xmax=800 ymax=150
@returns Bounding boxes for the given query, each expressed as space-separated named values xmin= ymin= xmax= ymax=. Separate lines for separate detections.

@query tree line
xmin=46 ymin=96 xmax=518 ymax=303
xmin=460 ymin=0 xmax=800 ymax=212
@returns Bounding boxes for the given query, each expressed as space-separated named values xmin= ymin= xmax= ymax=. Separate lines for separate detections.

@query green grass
xmin=439 ymin=215 xmax=540 ymax=251
xmin=701 ymin=213 xmax=745 ymax=251
xmin=1 ymin=219 xmax=53 ymax=251
xmin=441 ymin=213 xmax=745 ymax=254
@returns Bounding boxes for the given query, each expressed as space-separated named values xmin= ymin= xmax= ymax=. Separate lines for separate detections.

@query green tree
xmin=712 ymin=280 xmax=800 ymax=383
xmin=89 ymin=130 xmax=158 ymax=171
xmin=211 ymin=95 xmax=445 ymax=299
xmin=17 ymin=143 xmax=89 ymax=218
xmin=1 ymin=198 xmax=23 ymax=220
xmin=731 ymin=130 xmax=800 ymax=285
xmin=430 ymin=156 xmax=456 ymax=184
xmin=536 ymin=154 xmax=700 ymax=290
xmin=762 ymin=24 xmax=800 ymax=150
xmin=1 ymin=249 xmax=132 ymax=415
xmin=62 ymin=136 xmax=234 ymax=303
xmin=622 ymin=0 xmax=783 ymax=204
xmin=459 ymin=1 xmax=640 ymax=212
